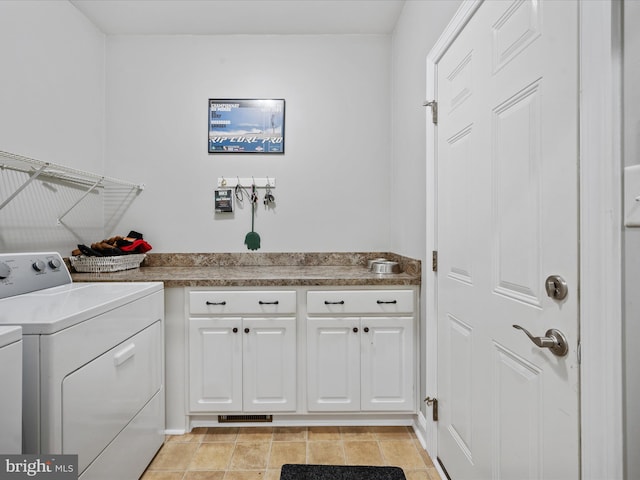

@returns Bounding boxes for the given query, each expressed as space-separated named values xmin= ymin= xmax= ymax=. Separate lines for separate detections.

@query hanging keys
xmin=263 ymin=182 xmax=275 ymax=206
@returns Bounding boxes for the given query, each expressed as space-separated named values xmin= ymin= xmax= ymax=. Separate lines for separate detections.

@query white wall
xmin=623 ymin=2 xmax=640 ymax=478
xmin=389 ymin=0 xmax=462 ymax=420
xmin=390 ymin=0 xmax=461 ymax=260
xmin=0 ymin=0 xmax=105 ymax=254
xmin=105 ymin=34 xmax=392 ymax=252
xmin=0 ymin=1 xmax=461 ymax=257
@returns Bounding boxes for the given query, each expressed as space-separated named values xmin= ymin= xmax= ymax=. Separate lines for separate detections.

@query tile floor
xmin=141 ymin=426 xmax=441 ymax=480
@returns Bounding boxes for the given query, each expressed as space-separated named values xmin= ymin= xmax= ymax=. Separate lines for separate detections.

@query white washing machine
xmin=0 ymin=252 xmax=164 ymax=480
xmin=0 ymin=325 xmax=22 ymax=454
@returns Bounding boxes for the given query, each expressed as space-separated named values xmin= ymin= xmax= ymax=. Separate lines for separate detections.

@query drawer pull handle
xmin=114 ymin=343 xmax=136 ymax=367
xmin=377 ymin=300 xmax=397 ymax=304
xmin=324 ymin=300 xmax=345 ymax=305
xmin=258 ymin=300 xmax=279 ymax=305
xmin=206 ymin=301 xmax=226 ymax=306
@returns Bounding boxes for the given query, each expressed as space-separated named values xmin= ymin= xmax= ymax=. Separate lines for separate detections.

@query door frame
xmin=423 ymin=1 xmax=623 ymax=479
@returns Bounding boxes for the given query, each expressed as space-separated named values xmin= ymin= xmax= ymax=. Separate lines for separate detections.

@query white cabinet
xmin=186 ymin=286 xmax=417 ymax=421
xmin=243 ymin=317 xmax=296 ymax=412
xmin=307 ymin=318 xmax=361 ymax=411
xmin=189 ymin=317 xmax=243 ymax=412
xmin=307 ymin=290 xmax=415 ymax=315
xmin=306 ymin=290 xmax=415 ymax=413
xmin=360 ymin=317 xmax=414 ymax=411
xmin=188 ymin=291 xmax=296 ymax=413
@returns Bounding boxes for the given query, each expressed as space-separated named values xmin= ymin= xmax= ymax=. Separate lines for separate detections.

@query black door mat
xmin=280 ymin=464 xmax=406 ymax=480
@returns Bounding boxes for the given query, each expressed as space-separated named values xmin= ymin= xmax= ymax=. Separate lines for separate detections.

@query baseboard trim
xmin=187 ymin=414 xmax=416 ymax=431
xmin=412 ymin=412 xmax=428 ymax=449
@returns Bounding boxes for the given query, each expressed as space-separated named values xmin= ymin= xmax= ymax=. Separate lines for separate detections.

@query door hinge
xmin=432 ymin=250 xmax=438 ymax=272
xmin=425 ymin=396 xmax=438 ymax=421
xmin=423 ymin=100 xmax=438 ymax=124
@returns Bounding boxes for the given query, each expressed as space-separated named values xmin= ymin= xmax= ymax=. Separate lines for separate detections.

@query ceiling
xmin=69 ymin=0 xmax=406 ymax=35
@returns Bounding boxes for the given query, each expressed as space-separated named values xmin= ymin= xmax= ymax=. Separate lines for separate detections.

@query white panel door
xmin=243 ymin=317 xmax=297 ymax=412
xmin=189 ymin=317 xmax=242 ymax=412
xmin=307 ymin=318 xmax=360 ymax=411
xmin=436 ymin=1 xmax=580 ymax=479
xmin=360 ymin=317 xmax=414 ymax=411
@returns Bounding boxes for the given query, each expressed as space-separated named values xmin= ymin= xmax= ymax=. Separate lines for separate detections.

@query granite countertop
xmin=70 ymin=252 xmax=421 ymax=287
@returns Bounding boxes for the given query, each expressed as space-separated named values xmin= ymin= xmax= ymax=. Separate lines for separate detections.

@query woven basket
xmin=69 ymin=254 xmax=146 ymax=273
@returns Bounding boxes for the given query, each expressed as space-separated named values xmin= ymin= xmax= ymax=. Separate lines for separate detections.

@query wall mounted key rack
xmin=215 ymin=177 xmax=277 ymax=251
xmin=217 ymin=177 xmax=276 ymax=189
xmin=216 ymin=177 xmax=277 ymax=211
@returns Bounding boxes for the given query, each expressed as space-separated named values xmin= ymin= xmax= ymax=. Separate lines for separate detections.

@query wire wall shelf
xmin=0 ymin=150 xmax=145 ymax=223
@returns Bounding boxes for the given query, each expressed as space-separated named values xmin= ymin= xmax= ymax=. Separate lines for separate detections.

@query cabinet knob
xmin=353 ymin=327 xmax=358 ymax=333
xmin=232 ymin=327 xmax=238 ymax=333
xmin=244 ymin=328 xmax=250 ymax=334
xmin=364 ymin=327 xmax=369 ymax=333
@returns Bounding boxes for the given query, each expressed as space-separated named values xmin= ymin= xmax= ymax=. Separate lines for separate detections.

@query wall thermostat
xmin=215 ymin=189 xmax=233 ymax=212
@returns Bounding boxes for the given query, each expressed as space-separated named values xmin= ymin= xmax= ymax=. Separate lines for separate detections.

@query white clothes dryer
xmin=0 ymin=252 xmax=164 ymax=479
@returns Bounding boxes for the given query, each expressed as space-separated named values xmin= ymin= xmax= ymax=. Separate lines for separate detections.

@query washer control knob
xmin=0 ymin=262 xmax=10 ymax=279
xmin=48 ymin=258 xmax=62 ymax=270
xmin=32 ymin=260 xmax=46 ymax=272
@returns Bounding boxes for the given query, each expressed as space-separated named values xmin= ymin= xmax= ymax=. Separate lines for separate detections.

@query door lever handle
xmin=512 ymin=325 xmax=569 ymax=357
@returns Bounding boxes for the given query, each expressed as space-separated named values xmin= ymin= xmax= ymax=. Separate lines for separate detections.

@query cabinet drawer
xmin=189 ymin=290 xmax=296 ymax=315
xmin=307 ymin=290 xmax=414 ymax=315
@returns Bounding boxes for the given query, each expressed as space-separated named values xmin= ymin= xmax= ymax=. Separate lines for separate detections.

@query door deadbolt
xmin=545 ymin=275 xmax=568 ymax=300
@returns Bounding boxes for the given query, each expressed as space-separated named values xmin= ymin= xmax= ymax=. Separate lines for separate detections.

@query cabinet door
xmin=307 ymin=318 xmax=360 ymax=411
xmin=242 ymin=317 xmax=297 ymax=412
xmin=360 ymin=317 xmax=414 ymax=411
xmin=189 ymin=318 xmax=242 ymax=412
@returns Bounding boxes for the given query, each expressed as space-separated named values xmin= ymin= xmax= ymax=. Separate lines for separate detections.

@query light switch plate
xmin=624 ymin=165 xmax=640 ymax=227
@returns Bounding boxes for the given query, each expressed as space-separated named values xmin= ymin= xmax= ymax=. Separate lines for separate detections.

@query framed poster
xmin=208 ymin=99 xmax=285 ymax=154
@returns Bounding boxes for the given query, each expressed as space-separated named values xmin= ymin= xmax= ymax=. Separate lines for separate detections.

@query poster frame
xmin=208 ymin=98 xmax=286 ymax=154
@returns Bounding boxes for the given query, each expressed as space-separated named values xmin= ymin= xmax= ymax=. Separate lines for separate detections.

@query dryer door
xmin=62 ymin=321 xmax=162 ymax=474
